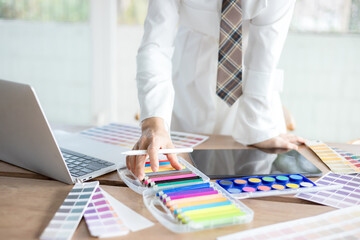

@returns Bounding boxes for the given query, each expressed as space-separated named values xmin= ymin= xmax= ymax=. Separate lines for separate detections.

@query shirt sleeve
xmin=136 ymin=0 xmax=180 ymax=130
xmin=233 ymin=0 xmax=296 ymax=145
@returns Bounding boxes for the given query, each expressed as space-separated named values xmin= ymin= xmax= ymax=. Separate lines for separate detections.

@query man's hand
xmin=251 ymin=133 xmax=305 ymax=150
xmin=126 ymin=117 xmax=182 ymax=180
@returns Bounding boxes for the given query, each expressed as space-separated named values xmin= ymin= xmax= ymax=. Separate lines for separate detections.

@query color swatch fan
xmin=306 ymin=140 xmax=360 ymax=174
xmin=296 ymin=172 xmax=360 ymax=208
xmin=80 ymin=123 xmax=209 ymax=149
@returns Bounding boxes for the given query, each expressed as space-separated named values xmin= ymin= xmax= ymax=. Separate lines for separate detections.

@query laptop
xmin=0 ymin=79 xmax=128 ymax=184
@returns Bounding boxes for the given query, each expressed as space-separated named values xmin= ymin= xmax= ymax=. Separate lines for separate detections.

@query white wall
xmin=279 ymin=33 xmax=360 ymax=142
xmin=0 ymin=20 xmax=92 ymax=125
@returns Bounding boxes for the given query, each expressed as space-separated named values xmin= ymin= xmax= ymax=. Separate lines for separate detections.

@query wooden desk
xmin=1 ymin=136 xmax=357 ymax=185
xmin=1 ymin=135 xmax=359 ymax=239
xmin=0 ymin=176 xmax=334 ymax=240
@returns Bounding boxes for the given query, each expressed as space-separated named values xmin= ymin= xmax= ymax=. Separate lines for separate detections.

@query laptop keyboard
xmin=60 ymin=148 xmax=115 ymax=177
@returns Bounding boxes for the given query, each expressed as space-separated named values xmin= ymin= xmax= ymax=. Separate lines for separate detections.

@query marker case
xmin=118 ymin=157 xmax=210 ymax=194
xmin=118 ymin=156 xmax=254 ymax=232
xmin=217 ymin=174 xmax=342 ymax=199
xmin=142 ymin=182 xmax=253 ymax=233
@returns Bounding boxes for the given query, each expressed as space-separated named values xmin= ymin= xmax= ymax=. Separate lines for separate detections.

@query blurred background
xmin=0 ymin=0 xmax=359 ymax=143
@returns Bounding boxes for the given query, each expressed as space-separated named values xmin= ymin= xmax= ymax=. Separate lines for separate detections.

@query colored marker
xmin=161 ymin=187 xmax=214 ymax=199
xmin=145 ymin=171 xmax=193 ymax=181
xmin=166 ymin=194 xmax=224 ymax=208
xmin=149 ymin=176 xmax=201 ymax=187
xmin=181 ymin=207 xmax=243 ymax=222
xmin=145 ymin=168 xmax=189 ymax=176
xmin=164 ymin=190 xmax=219 ymax=203
xmin=144 ymin=165 xmax=185 ymax=173
xmin=182 ymin=210 xmax=245 ymax=225
xmin=145 ymin=173 xmax=197 ymax=185
xmin=155 ymin=179 xmax=203 ymax=187
xmin=176 ymin=204 xmax=238 ymax=219
xmin=145 ymin=161 xmax=170 ymax=167
xmin=174 ymin=200 xmax=232 ymax=214
xmin=157 ymin=182 xmax=210 ymax=196
xmin=170 ymin=197 xmax=228 ymax=212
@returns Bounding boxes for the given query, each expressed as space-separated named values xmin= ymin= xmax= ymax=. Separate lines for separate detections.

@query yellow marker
xmin=181 ymin=208 xmax=244 ymax=224
xmin=166 ymin=193 xmax=224 ymax=207
xmin=177 ymin=205 xmax=238 ymax=219
xmin=170 ymin=197 xmax=228 ymax=212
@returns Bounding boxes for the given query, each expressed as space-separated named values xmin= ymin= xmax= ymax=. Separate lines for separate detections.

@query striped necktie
xmin=216 ymin=0 xmax=243 ymax=106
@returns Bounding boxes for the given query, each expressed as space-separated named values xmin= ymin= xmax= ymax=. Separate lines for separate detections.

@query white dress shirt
xmin=136 ymin=0 xmax=296 ymax=145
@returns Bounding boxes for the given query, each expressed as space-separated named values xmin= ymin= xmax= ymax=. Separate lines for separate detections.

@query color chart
xmin=217 ymin=205 xmax=360 ymax=240
xmin=306 ymin=140 xmax=360 ymax=174
xmin=296 ymin=172 xmax=360 ymax=208
xmin=84 ymin=187 xmax=129 ymax=238
xmin=80 ymin=123 xmax=209 ymax=149
xmin=40 ymin=181 xmax=99 ymax=240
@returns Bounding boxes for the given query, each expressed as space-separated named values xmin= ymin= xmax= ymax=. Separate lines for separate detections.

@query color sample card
xmin=84 ymin=187 xmax=129 ymax=238
xmin=40 ymin=181 xmax=99 ymax=240
xmin=218 ymin=205 xmax=360 ymax=240
xmin=306 ymin=140 xmax=360 ymax=174
xmin=296 ymin=172 xmax=360 ymax=208
xmin=216 ymin=174 xmax=340 ymax=199
xmin=80 ymin=123 xmax=209 ymax=149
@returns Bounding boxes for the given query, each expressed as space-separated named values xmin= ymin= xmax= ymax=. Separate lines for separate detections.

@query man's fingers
xmin=126 ymin=156 xmax=131 ymax=170
xmin=167 ymin=153 xmax=182 ymax=170
xmin=135 ymin=155 xmax=147 ymax=180
xmin=148 ymin=145 xmax=159 ymax=172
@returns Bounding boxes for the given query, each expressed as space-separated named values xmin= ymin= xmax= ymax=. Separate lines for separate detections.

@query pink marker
xmin=144 ymin=173 xmax=197 ymax=185
xmin=164 ymin=190 xmax=219 ymax=203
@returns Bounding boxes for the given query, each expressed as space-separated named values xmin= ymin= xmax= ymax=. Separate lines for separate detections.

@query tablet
xmin=189 ymin=149 xmax=322 ymax=179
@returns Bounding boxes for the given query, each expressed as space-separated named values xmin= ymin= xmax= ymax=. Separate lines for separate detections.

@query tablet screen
xmin=189 ymin=149 xmax=322 ymax=179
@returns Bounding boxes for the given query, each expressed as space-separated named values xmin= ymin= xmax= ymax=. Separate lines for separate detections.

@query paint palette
xmin=84 ymin=187 xmax=129 ymax=238
xmin=80 ymin=123 xmax=209 ymax=149
xmin=142 ymin=182 xmax=254 ymax=233
xmin=40 ymin=181 xmax=99 ymax=240
xmin=216 ymin=174 xmax=341 ymax=199
xmin=118 ymin=156 xmax=210 ymax=194
xmin=296 ymin=172 xmax=360 ymax=208
xmin=306 ymin=140 xmax=360 ymax=174
xmin=217 ymin=205 xmax=360 ymax=240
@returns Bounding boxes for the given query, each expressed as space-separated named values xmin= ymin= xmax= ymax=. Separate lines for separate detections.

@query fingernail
xmin=153 ymin=166 xmax=158 ymax=172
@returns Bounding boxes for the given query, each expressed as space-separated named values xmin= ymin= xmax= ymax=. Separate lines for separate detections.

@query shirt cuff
xmin=232 ymin=69 xmax=286 ymax=145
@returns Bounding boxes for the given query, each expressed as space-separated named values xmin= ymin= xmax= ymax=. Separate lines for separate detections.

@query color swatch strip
xmin=217 ymin=205 xmax=360 ymax=240
xmin=80 ymin=123 xmax=209 ymax=149
xmin=40 ymin=181 xmax=99 ymax=240
xmin=84 ymin=187 xmax=129 ymax=238
xmin=296 ymin=172 xmax=360 ymax=208
xmin=306 ymin=140 xmax=360 ymax=174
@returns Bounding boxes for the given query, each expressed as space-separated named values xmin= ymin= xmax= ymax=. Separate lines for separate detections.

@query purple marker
xmin=160 ymin=187 xmax=214 ymax=200
xmin=145 ymin=173 xmax=197 ymax=185
xmin=164 ymin=190 xmax=219 ymax=203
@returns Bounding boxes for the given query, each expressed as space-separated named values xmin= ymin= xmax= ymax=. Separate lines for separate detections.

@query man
xmin=127 ymin=0 xmax=305 ymax=180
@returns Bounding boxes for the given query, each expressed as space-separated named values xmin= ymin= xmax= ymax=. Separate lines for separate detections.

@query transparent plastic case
xmin=142 ymin=182 xmax=254 ymax=233
xmin=118 ymin=157 xmax=210 ymax=194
